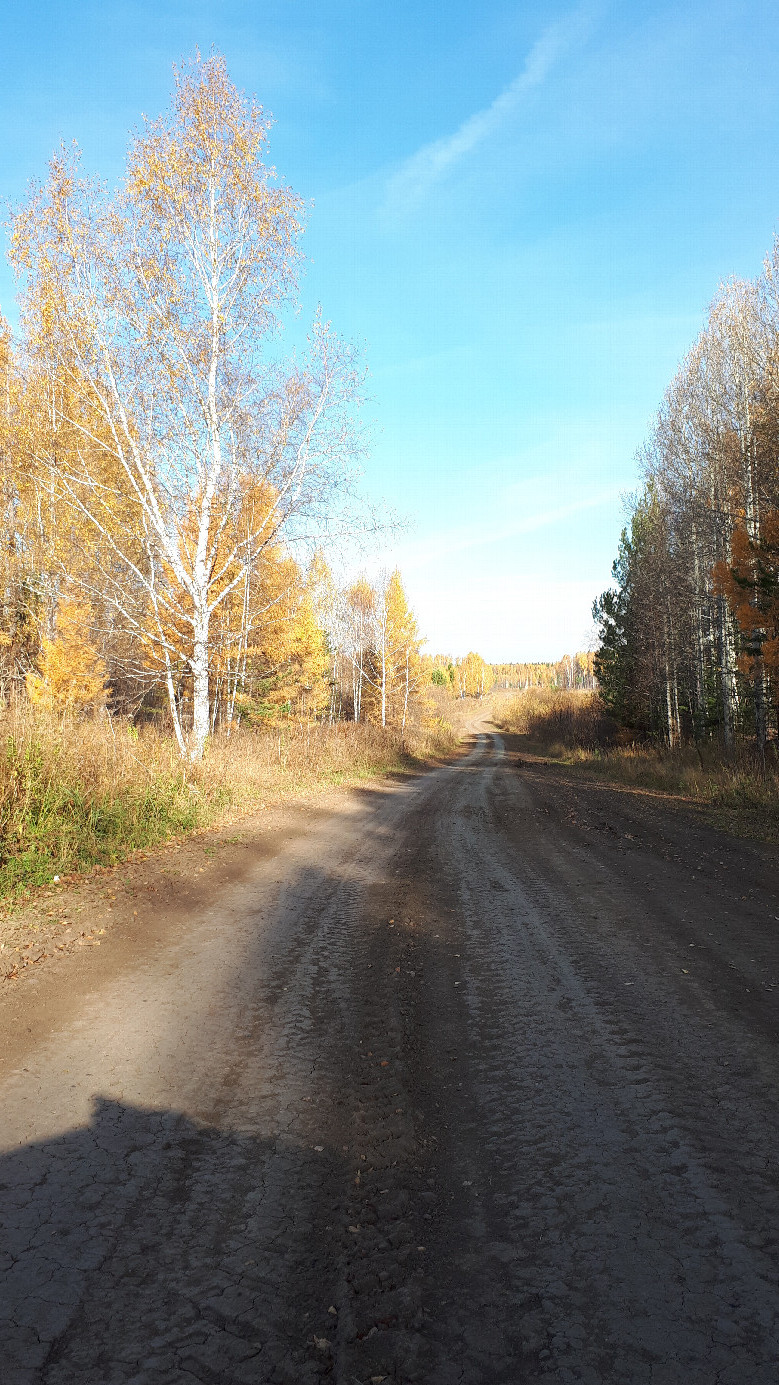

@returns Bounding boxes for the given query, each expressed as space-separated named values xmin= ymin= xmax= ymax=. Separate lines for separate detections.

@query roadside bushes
xmin=499 ymin=687 xmax=779 ymax=825
xmin=500 ymin=689 xmax=616 ymax=752
xmin=0 ymin=708 xmax=454 ymax=900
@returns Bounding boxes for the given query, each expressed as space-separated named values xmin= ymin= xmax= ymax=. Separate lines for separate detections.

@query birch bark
xmin=10 ymin=55 xmax=361 ymax=759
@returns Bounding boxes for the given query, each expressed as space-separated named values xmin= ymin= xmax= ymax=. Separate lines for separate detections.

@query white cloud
xmin=383 ymin=8 xmax=592 ymax=216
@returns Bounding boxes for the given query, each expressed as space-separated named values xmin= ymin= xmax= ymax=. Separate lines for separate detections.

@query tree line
xmin=491 ymin=654 xmax=596 ymax=692
xmin=0 ymin=56 xmax=435 ymax=756
xmin=594 ymin=245 xmax=779 ymax=757
xmin=0 ymin=51 xmax=575 ymax=757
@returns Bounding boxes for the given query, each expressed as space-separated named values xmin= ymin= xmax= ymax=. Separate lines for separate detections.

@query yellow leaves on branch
xmin=453 ymin=651 xmax=490 ymax=699
xmin=287 ymin=593 xmax=330 ymax=714
xmin=356 ymin=570 xmax=423 ymax=728
xmin=384 ymin=570 xmax=418 ymax=654
xmin=125 ymin=51 xmax=304 ymax=304
xmin=6 ymin=51 xmax=364 ymax=755
xmin=26 ymin=599 xmax=107 ymax=713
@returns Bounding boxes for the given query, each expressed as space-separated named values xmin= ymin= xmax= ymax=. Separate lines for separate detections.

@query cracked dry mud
xmin=1 ymin=727 xmax=778 ymax=1383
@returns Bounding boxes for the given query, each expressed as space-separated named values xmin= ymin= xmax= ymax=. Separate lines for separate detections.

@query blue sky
xmin=3 ymin=0 xmax=779 ymax=659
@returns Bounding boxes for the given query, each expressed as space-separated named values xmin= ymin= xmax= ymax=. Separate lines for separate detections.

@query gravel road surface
xmin=1 ymin=728 xmax=778 ymax=1383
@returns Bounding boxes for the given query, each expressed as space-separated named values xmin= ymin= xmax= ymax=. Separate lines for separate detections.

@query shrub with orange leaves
xmin=713 ymin=512 xmax=779 ymax=687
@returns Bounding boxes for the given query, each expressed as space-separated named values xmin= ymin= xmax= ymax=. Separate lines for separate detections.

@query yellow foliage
xmin=26 ymin=599 xmax=107 ymax=712
xmin=714 ymin=511 xmax=779 ymax=688
xmin=361 ymin=571 xmax=423 ymax=728
xmin=454 ymin=651 xmax=490 ymax=698
xmin=287 ymin=592 xmax=330 ymax=716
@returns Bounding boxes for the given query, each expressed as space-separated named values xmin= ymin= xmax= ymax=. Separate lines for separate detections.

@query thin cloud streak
xmin=383 ymin=7 xmax=592 ymax=216
xmin=383 ymin=485 xmax=621 ymax=574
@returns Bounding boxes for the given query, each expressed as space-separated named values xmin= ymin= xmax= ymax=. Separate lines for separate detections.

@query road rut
xmin=1 ymin=729 xmax=778 ymax=1383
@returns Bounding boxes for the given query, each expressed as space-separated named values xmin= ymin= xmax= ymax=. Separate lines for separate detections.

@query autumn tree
xmin=26 ymin=597 xmax=107 ymax=713
xmin=362 ymin=570 xmax=422 ymax=728
xmin=233 ymin=550 xmax=330 ymax=722
xmin=385 ymin=571 xmax=422 ymax=730
xmin=10 ymin=54 xmax=361 ymax=758
xmin=285 ymin=587 xmax=330 ymax=718
xmin=342 ymin=577 xmax=375 ymax=721
xmin=713 ymin=511 xmax=779 ymax=755
xmin=453 ymin=651 xmax=490 ymax=699
xmin=594 ymin=256 xmax=779 ymax=751
xmin=306 ymin=549 xmax=342 ymax=721
xmin=0 ymin=319 xmax=59 ymax=700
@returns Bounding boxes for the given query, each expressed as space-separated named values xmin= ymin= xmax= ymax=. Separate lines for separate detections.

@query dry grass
xmin=569 ymin=742 xmax=779 ymax=814
xmin=0 ymin=708 xmax=457 ymax=901
xmin=498 ymin=688 xmax=779 ymax=828
xmin=500 ymin=688 xmax=616 ymax=752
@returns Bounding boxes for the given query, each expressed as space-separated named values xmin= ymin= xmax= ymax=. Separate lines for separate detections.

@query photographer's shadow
xmin=2 ymin=1094 xmax=344 ymax=1384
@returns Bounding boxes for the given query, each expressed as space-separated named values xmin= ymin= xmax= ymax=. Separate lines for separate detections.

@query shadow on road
xmin=2 ymin=1094 xmax=356 ymax=1383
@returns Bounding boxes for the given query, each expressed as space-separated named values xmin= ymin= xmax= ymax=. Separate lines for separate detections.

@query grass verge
xmin=0 ymin=710 xmax=458 ymax=903
xmin=498 ymin=688 xmax=779 ymax=838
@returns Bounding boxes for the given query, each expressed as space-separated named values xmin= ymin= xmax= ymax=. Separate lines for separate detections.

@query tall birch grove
xmin=594 ymin=246 xmax=779 ymax=755
xmin=0 ymin=56 xmax=501 ymax=747
xmin=6 ymin=55 xmax=362 ymax=758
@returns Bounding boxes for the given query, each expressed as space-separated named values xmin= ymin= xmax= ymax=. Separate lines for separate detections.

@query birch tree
xmin=10 ymin=54 xmax=361 ymax=758
xmin=342 ymin=577 xmax=375 ymax=721
xmin=360 ymin=570 xmax=421 ymax=728
xmin=594 ymin=264 xmax=779 ymax=751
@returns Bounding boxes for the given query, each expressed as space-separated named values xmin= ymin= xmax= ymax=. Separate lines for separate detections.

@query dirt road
xmin=2 ymin=727 xmax=779 ymax=1384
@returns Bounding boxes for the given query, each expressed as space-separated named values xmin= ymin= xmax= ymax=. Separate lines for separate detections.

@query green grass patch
xmin=0 ymin=735 xmax=205 ymax=898
xmin=0 ymin=711 xmax=457 ymax=904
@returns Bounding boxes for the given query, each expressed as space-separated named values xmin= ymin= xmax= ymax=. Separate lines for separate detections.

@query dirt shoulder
xmin=501 ymin=729 xmax=779 ymax=885
xmin=507 ymin=729 xmax=779 ymax=841
xmin=0 ymin=776 xmax=392 ymax=1001
xmin=0 ymin=736 xmax=472 ymax=1010
xmin=504 ymin=723 xmax=779 ymax=845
